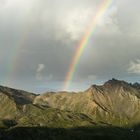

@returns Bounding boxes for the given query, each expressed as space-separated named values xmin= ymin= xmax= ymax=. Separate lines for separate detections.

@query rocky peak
xmin=103 ymin=78 xmax=130 ymax=88
xmin=132 ymin=82 xmax=140 ymax=89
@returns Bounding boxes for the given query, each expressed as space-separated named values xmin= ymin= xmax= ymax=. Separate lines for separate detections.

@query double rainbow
xmin=3 ymin=0 xmax=113 ymax=90
xmin=63 ymin=0 xmax=114 ymax=90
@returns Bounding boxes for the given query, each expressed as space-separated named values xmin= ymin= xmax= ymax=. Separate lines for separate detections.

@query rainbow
xmin=3 ymin=10 xmax=34 ymax=85
xmin=63 ymin=0 xmax=114 ymax=90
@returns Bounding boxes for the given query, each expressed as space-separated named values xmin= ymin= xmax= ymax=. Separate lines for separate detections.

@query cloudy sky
xmin=0 ymin=0 xmax=140 ymax=93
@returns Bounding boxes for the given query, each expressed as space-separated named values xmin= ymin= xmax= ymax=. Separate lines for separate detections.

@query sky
xmin=0 ymin=0 xmax=140 ymax=93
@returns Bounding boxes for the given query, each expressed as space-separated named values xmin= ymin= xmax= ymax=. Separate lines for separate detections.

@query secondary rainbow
xmin=3 ymin=8 xmax=35 ymax=85
xmin=3 ymin=22 xmax=31 ymax=86
xmin=63 ymin=0 xmax=114 ymax=90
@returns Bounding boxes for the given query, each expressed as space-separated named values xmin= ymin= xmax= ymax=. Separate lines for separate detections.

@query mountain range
xmin=0 ymin=78 xmax=140 ymax=140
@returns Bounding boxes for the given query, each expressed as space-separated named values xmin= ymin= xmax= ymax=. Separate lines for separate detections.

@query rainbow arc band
xmin=3 ymin=5 xmax=36 ymax=85
xmin=63 ymin=0 xmax=113 ymax=90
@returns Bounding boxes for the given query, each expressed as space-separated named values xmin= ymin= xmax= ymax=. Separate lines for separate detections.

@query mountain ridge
xmin=0 ymin=78 xmax=140 ymax=139
xmin=33 ymin=79 xmax=140 ymax=126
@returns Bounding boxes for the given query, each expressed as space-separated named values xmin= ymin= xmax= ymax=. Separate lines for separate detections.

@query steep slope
xmin=0 ymin=86 xmax=36 ymax=105
xmin=0 ymin=91 xmax=18 ymax=120
xmin=0 ymin=85 xmax=37 ymax=120
xmin=34 ymin=79 xmax=140 ymax=126
xmin=17 ymin=104 xmax=95 ymax=128
xmin=0 ymin=86 xmax=95 ymax=129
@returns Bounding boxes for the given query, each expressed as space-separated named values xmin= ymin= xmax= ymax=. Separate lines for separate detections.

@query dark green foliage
xmin=0 ymin=126 xmax=140 ymax=140
xmin=2 ymin=119 xmax=17 ymax=128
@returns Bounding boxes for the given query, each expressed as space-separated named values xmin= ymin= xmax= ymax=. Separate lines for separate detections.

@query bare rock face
xmin=132 ymin=82 xmax=140 ymax=90
xmin=34 ymin=79 xmax=140 ymax=126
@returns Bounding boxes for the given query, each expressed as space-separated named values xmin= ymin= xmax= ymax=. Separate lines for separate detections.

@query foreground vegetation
xmin=1 ymin=125 xmax=140 ymax=140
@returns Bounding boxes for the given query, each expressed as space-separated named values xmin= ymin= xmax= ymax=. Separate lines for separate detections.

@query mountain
xmin=0 ymin=79 xmax=140 ymax=140
xmin=34 ymin=79 xmax=140 ymax=126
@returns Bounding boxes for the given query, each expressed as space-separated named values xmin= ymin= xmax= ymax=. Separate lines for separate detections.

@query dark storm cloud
xmin=0 ymin=0 xmax=139 ymax=92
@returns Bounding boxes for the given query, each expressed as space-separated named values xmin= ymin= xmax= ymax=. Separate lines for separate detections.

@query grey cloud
xmin=128 ymin=60 xmax=140 ymax=75
xmin=0 ymin=0 xmax=139 ymax=92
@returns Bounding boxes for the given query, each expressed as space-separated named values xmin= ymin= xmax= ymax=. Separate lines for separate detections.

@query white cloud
xmin=36 ymin=64 xmax=45 ymax=80
xmin=61 ymin=8 xmax=94 ymax=40
xmin=37 ymin=64 xmax=45 ymax=72
xmin=128 ymin=60 xmax=140 ymax=75
xmin=0 ymin=0 xmax=7 ymax=5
